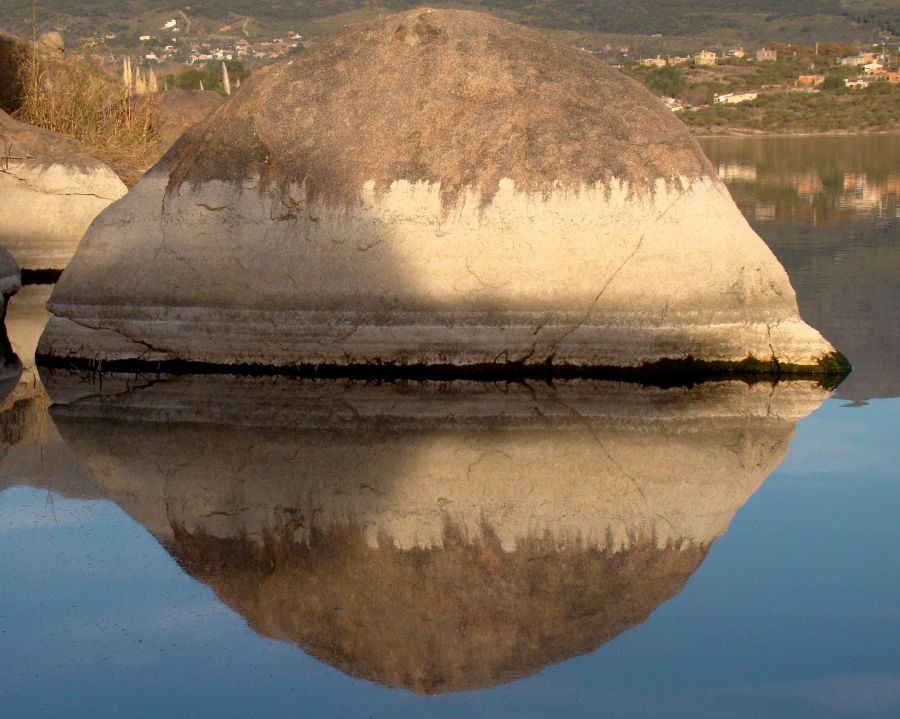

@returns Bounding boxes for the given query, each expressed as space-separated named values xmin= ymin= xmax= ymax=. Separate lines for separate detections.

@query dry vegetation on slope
xmin=1 ymin=35 xmax=158 ymax=184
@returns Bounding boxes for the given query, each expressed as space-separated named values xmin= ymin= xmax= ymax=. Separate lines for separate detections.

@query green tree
xmin=170 ymin=61 xmax=247 ymax=95
xmin=174 ymin=67 xmax=204 ymax=90
xmin=822 ymin=74 xmax=843 ymax=91
xmin=645 ymin=65 xmax=685 ymax=96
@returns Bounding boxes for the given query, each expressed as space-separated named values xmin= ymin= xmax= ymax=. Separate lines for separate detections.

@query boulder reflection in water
xmin=41 ymin=373 xmax=830 ymax=694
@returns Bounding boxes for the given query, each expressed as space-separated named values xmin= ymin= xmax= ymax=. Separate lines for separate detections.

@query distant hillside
xmin=840 ymin=0 xmax=900 ymax=36
xmin=0 ymin=1 xmax=895 ymax=50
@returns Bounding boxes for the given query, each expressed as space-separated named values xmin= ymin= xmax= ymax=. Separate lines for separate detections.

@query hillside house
xmin=641 ymin=56 xmax=667 ymax=68
xmin=796 ymin=74 xmax=825 ymax=86
xmin=694 ymin=50 xmax=717 ymax=65
xmin=756 ymin=48 xmax=778 ymax=62
xmin=714 ymin=91 xmax=758 ymax=104
xmin=863 ymin=61 xmax=884 ymax=75
xmin=841 ymin=52 xmax=876 ymax=66
xmin=870 ymin=70 xmax=900 ymax=83
xmin=663 ymin=97 xmax=685 ymax=112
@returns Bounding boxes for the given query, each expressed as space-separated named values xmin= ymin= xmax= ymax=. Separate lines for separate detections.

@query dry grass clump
xmin=14 ymin=41 xmax=158 ymax=185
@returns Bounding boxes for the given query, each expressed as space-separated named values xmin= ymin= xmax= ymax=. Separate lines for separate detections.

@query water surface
xmin=701 ymin=133 xmax=899 ymax=404
xmin=1 ymin=135 xmax=898 ymax=718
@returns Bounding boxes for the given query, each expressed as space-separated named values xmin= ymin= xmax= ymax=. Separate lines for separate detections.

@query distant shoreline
xmin=692 ymin=127 xmax=900 ymax=139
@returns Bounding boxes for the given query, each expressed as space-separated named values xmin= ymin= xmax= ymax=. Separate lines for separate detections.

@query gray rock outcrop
xmin=0 ymin=109 xmax=126 ymax=270
xmin=0 ymin=32 xmax=26 ymax=113
xmin=38 ymin=9 xmax=842 ymax=374
xmin=0 ymin=244 xmax=20 ymax=297
xmin=0 ymin=244 xmax=20 ymax=368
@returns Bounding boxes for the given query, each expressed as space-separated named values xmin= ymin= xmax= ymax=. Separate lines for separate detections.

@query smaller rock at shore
xmin=0 ymin=109 xmax=126 ymax=271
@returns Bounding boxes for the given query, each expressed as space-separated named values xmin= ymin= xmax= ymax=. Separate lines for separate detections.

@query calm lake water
xmin=1 ymin=134 xmax=898 ymax=718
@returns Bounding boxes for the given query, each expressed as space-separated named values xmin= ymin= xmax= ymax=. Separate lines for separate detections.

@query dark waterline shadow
xmin=33 ymin=349 xmax=850 ymax=390
xmin=20 ymin=268 xmax=63 ymax=286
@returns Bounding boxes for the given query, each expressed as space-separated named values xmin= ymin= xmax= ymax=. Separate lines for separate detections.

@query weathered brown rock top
xmin=165 ymin=7 xmax=713 ymax=204
xmin=154 ymin=89 xmax=225 ymax=149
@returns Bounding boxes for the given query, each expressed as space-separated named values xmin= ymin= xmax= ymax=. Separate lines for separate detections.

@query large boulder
xmin=0 ymin=109 xmax=126 ymax=270
xmin=1 ymin=31 xmax=67 ymax=110
xmin=38 ymin=9 xmax=843 ymax=374
xmin=43 ymin=374 xmax=830 ymax=693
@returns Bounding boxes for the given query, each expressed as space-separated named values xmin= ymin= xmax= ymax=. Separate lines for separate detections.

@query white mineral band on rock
xmin=39 ymin=171 xmax=836 ymax=370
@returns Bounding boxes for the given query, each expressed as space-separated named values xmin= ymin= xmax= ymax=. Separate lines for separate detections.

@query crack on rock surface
xmin=52 ymin=313 xmax=173 ymax=361
xmin=1 ymin=165 xmax=119 ymax=200
xmin=547 ymin=194 xmax=681 ymax=353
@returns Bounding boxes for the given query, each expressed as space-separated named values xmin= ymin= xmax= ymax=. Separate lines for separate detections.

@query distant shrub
xmin=644 ymin=65 xmax=685 ymax=96
xmin=165 ymin=60 xmax=247 ymax=96
xmin=822 ymin=74 xmax=843 ymax=91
